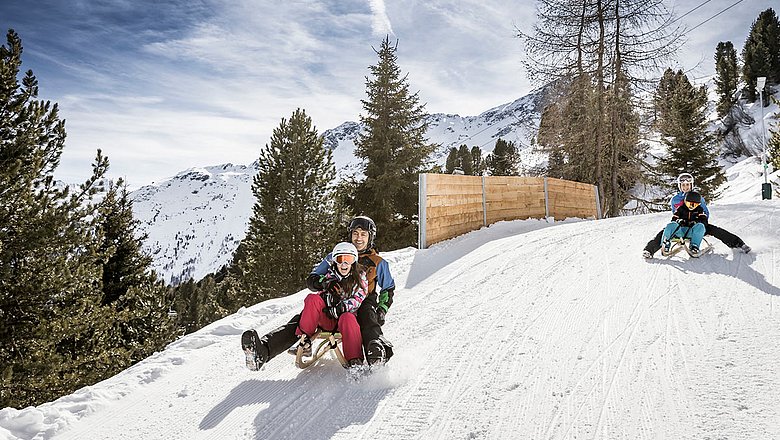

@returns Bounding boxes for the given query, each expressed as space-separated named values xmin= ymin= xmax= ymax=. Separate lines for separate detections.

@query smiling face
xmin=351 ymin=228 xmax=370 ymax=252
xmin=336 ymin=259 xmax=352 ymax=276
xmin=680 ymin=181 xmax=692 ymax=192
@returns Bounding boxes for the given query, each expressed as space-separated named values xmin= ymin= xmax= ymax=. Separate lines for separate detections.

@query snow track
xmin=2 ymin=202 xmax=779 ymax=440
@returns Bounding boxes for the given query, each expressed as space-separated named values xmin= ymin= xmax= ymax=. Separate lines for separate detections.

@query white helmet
xmin=677 ymin=173 xmax=694 ymax=191
xmin=331 ymin=242 xmax=358 ymax=266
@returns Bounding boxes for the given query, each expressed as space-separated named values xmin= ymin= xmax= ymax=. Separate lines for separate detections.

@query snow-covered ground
xmin=2 ymin=161 xmax=779 ymax=440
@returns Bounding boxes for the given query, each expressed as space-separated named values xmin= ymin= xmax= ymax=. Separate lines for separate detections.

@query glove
xmin=675 ymin=218 xmax=686 ymax=225
xmin=321 ymin=276 xmax=338 ymax=293
xmin=376 ymin=307 xmax=386 ymax=326
xmin=324 ymin=301 xmax=347 ymax=320
xmin=327 ymin=283 xmax=343 ymax=297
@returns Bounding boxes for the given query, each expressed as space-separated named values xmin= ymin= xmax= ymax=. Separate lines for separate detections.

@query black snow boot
xmin=365 ymin=339 xmax=387 ymax=365
xmin=241 ymin=329 xmax=270 ymax=371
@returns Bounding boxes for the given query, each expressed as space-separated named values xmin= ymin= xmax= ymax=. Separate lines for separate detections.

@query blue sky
xmin=0 ymin=0 xmax=774 ymax=188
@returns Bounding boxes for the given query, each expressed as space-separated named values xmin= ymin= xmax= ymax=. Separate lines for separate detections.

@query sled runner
xmin=660 ymin=236 xmax=713 ymax=258
xmin=295 ymin=331 xmax=348 ymax=369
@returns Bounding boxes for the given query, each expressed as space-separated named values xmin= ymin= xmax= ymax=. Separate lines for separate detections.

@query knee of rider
xmin=339 ymin=312 xmax=358 ymax=328
xmin=304 ymin=293 xmax=324 ymax=308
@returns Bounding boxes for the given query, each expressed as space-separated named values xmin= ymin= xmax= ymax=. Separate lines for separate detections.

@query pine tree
xmin=654 ymin=68 xmax=677 ymax=130
xmin=657 ymin=70 xmax=725 ymax=199
xmin=170 ymin=272 xmax=229 ymax=335
xmin=486 ymin=139 xmax=520 ymax=176
xmin=457 ymin=144 xmax=473 ymax=175
xmin=714 ymin=42 xmax=739 ymax=118
xmin=445 ymin=147 xmax=458 ymax=173
xmin=98 ymin=180 xmax=153 ymax=305
xmin=0 ymin=29 xmax=115 ymax=407
xmin=742 ymin=8 xmax=780 ymax=102
xmin=235 ymin=108 xmax=336 ymax=305
xmin=470 ymin=146 xmax=485 ymax=175
xmin=0 ymin=30 xmax=184 ymax=407
xmin=353 ymin=36 xmax=435 ymax=249
xmin=96 ymin=179 xmax=178 ymax=359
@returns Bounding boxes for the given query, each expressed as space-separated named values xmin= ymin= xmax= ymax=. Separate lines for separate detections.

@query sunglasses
xmin=685 ymin=201 xmax=700 ymax=208
xmin=335 ymin=254 xmax=356 ymax=265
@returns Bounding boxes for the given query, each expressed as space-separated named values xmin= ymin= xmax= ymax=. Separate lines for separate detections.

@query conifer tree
xmin=445 ymin=147 xmax=458 ymax=173
xmin=742 ymin=8 xmax=780 ymax=102
xmin=657 ymin=70 xmax=725 ymax=199
xmin=0 ymin=29 xmax=111 ymax=407
xmin=98 ymin=180 xmax=153 ymax=305
xmin=1 ymin=30 xmax=180 ymax=407
xmin=96 ymin=179 xmax=178 ymax=358
xmin=486 ymin=139 xmax=520 ymax=176
xmin=457 ymin=144 xmax=473 ymax=175
xmin=235 ymin=108 xmax=336 ymax=305
xmin=714 ymin=41 xmax=739 ymax=118
xmin=470 ymin=146 xmax=485 ymax=175
xmin=654 ymin=68 xmax=677 ymax=130
xmin=354 ymin=36 xmax=435 ymax=249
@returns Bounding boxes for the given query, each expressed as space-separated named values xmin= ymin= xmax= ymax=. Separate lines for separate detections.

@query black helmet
xmin=684 ymin=191 xmax=702 ymax=205
xmin=348 ymin=216 xmax=376 ymax=249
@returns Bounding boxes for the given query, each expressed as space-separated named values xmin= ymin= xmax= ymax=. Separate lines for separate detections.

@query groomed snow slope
xmin=2 ymin=200 xmax=779 ymax=440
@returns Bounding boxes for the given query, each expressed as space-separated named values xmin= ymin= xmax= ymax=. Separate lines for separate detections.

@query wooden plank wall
xmin=419 ymin=174 xmax=599 ymax=248
xmin=484 ymin=176 xmax=546 ymax=225
xmin=422 ymin=174 xmax=484 ymax=247
xmin=545 ymin=177 xmax=599 ymax=220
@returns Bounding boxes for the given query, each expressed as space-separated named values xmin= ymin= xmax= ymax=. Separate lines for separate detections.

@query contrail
xmin=368 ymin=0 xmax=394 ymax=36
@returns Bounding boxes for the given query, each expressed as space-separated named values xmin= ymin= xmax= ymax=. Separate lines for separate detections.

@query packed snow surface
xmin=2 ymin=192 xmax=779 ymax=439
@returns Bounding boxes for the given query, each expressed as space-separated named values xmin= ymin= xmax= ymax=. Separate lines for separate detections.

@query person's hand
xmin=324 ymin=301 xmax=347 ymax=320
xmin=676 ymin=218 xmax=687 ymax=225
xmin=376 ymin=307 xmax=386 ymax=326
xmin=327 ymin=283 xmax=343 ymax=298
xmin=320 ymin=276 xmax=337 ymax=292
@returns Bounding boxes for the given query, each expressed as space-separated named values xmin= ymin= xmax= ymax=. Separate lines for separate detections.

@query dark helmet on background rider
xmin=684 ymin=191 xmax=702 ymax=208
xmin=348 ymin=215 xmax=376 ymax=249
xmin=677 ymin=173 xmax=694 ymax=192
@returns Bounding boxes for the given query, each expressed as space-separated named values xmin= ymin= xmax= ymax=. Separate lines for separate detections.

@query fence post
xmin=481 ymin=174 xmax=487 ymax=227
xmin=418 ymin=173 xmax=427 ymax=249
xmin=593 ymin=185 xmax=602 ymax=219
xmin=543 ymin=177 xmax=550 ymax=219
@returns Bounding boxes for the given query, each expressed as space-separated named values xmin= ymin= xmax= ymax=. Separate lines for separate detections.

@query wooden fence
xmin=418 ymin=174 xmax=601 ymax=248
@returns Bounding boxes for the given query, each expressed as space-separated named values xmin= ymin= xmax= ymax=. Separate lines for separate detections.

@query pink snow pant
xmin=296 ymin=293 xmax=363 ymax=362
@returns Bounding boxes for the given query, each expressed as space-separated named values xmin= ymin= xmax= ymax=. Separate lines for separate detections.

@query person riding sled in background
xmin=241 ymin=215 xmax=396 ymax=370
xmin=661 ymin=191 xmax=708 ymax=257
xmin=643 ymin=172 xmax=751 ymax=259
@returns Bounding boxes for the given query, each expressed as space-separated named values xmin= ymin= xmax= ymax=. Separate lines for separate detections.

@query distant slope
xmin=131 ymin=163 xmax=256 ymax=284
xmin=3 ymin=195 xmax=779 ymax=439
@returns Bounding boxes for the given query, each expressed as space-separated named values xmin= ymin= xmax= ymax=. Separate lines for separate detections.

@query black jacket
xmin=672 ymin=204 xmax=708 ymax=227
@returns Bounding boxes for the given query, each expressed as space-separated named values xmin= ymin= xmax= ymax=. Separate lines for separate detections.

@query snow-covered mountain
xmin=3 ymin=159 xmax=779 ymax=439
xmin=132 ymin=90 xmax=548 ymax=285
xmin=131 ymin=163 xmax=257 ymax=285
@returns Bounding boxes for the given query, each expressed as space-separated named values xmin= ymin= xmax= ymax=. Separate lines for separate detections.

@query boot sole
xmin=242 ymin=330 xmax=260 ymax=371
